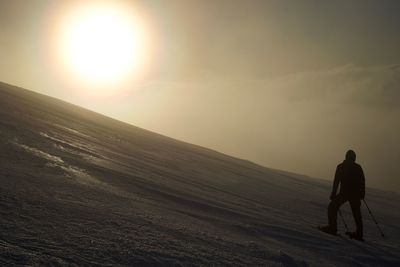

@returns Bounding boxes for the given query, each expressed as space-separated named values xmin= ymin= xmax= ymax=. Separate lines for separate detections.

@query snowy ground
xmin=1 ymin=82 xmax=399 ymax=266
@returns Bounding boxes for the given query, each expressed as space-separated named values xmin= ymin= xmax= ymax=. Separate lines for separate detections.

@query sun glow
xmin=58 ymin=3 xmax=148 ymax=90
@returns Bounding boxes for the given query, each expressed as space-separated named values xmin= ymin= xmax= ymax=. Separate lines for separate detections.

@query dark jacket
xmin=331 ymin=160 xmax=365 ymax=199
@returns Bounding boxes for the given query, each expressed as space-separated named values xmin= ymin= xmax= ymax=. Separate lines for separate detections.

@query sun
xmin=58 ymin=3 xmax=147 ymax=88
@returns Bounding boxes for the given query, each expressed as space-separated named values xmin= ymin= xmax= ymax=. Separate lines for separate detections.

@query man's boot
xmin=318 ymin=225 xmax=337 ymax=236
xmin=346 ymin=231 xmax=364 ymax=241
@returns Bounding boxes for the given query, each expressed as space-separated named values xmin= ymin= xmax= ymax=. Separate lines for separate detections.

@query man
xmin=320 ymin=150 xmax=365 ymax=240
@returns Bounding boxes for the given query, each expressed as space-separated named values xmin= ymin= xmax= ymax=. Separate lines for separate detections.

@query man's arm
xmin=360 ymin=166 xmax=365 ymax=199
xmin=331 ymin=165 xmax=340 ymax=199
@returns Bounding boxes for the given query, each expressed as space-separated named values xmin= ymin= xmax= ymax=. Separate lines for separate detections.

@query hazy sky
xmin=0 ymin=0 xmax=399 ymax=191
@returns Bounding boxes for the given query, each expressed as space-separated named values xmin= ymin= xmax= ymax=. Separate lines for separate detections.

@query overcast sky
xmin=1 ymin=0 xmax=399 ymax=191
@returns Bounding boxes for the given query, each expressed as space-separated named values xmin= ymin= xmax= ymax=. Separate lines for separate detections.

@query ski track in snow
xmin=1 ymin=82 xmax=400 ymax=266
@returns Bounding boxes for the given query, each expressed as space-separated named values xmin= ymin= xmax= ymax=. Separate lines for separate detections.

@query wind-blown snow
xmin=13 ymin=142 xmax=64 ymax=165
xmin=0 ymin=81 xmax=399 ymax=266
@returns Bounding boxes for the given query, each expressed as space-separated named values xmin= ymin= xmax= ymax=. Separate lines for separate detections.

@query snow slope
xmin=0 ymin=81 xmax=399 ymax=266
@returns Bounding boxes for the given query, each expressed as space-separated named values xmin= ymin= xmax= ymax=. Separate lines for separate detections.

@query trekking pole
xmin=363 ymin=199 xmax=385 ymax=237
xmin=338 ymin=209 xmax=349 ymax=232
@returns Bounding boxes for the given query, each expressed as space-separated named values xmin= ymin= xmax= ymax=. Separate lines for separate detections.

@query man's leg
xmin=328 ymin=194 xmax=348 ymax=233
xmin=349 ymin=199 xmax=363 ymax=238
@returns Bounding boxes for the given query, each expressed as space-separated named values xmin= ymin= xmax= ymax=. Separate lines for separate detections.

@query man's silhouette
xmin=320 ymin=150 xmax=365 ymax=240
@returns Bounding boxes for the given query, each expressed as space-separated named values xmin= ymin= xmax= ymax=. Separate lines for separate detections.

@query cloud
xmin=269 ymin=64 xmax=400 ymax=109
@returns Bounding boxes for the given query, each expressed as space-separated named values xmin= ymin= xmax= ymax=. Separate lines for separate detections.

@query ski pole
xmin=363 ymin=199 xmax=384 ymax=237
xmin=338 ymin=209 xmax=349 ymax=232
